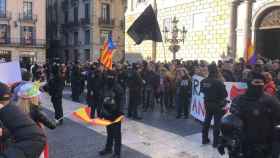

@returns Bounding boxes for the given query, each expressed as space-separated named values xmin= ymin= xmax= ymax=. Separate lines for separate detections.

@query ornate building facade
xmin=0 ymin=0 xmax=46 ymax=64
xmin=47 ymin=0 xmax=126 ymax=63
xmin=125 ymin=0 xmax=280 ymax=62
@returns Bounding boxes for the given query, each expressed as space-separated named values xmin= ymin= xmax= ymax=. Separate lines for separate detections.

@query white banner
xmin=0 ymin=61 xmax=22 ymax=84
xmin=190 ymin=75 xmax=247 ymax=122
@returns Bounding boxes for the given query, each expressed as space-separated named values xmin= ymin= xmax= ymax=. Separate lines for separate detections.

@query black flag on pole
xmin=127 ymin=5 xmax=163 ymax=45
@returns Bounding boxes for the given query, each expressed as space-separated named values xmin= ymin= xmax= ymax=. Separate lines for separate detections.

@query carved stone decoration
xmin=259 ymin=8 xmax=280 ymax=29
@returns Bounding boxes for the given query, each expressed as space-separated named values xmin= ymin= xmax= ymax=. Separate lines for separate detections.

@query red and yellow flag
xmin=72 ymin=107 xmax=124 ymax=126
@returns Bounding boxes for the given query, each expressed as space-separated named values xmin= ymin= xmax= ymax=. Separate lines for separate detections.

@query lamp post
xmin=162 ymin=17 xmax=187 ymax=60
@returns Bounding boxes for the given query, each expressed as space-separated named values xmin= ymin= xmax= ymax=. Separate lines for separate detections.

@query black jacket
xmin=48 ymin=75 xmax=64 ymax=98
xmin=231 ymin=94 xmax=280 ymax=145
xmin=100 ymin=83 xmax=124 ymax=121
xmin=0 ymin=104 xmax=46 ymax=158
xmin=201 ymin=76 xmax=228 ymax=105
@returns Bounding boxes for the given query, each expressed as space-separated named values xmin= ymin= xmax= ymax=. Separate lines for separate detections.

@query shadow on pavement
xmin=45 ymin=110 xmax=152 ymax=158
xmin=62 ymin=87 xmax=201 ymax=136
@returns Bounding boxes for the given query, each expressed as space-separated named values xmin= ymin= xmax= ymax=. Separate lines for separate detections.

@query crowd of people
xmin=0 ymin=56 xmax=279 ymax=158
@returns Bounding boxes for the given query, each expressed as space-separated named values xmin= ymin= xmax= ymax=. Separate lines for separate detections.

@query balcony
xmin=61 ymin=21 xmax=79 ymax=29
xmin=18 ymin=13 xmax=37 ymax=23
xmin=0 ymin=38 xmax=46 ymax=48
xmin=98 ymin=18 xmax=115 ymax=28
xmin=80 ymin=18 xmax=90 ymax=25
xmin=71 ymin=0 xmax=78 ymax=6
xmin=0 ymin=11 xmax=11 ymax=20
xmin=61 ymin=0 xmax=69 ymax=10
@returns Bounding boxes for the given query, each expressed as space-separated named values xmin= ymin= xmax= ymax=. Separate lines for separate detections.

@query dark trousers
xmin=143 ymin=86 xmax=154 ymax=111
xmin=51 ymin=96 xmax=63 ymax=120
xmin=87 ymin=95 xmax=100 ymax=118
xmin=177 ymin=96 xmax=190 ymax=117
xmin=105 ymin=122 xmax=122 ymax=155
xmin=128 ymin=90 xmax=140 ymax=118
xmin=202 ymin=103 xmax=223 ymax=145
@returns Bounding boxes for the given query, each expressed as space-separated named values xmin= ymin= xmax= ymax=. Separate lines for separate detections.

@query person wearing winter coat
xmin=17 ymin=82 xmax=56 ymax=158
xmin=263 ymin=72 xmax=276 ymax=96
xmin=0 ymin=81 xmax=46 ymax=158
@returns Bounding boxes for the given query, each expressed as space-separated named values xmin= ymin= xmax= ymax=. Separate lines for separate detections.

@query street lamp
xmin=162 ymin=17 xmax=187 ymax=60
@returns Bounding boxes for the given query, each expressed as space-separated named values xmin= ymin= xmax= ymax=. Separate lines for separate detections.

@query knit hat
xmin=0 ymin=82 xmax=11 ymax=101
xmin=18 ymin=82 xmax=41 ymax=99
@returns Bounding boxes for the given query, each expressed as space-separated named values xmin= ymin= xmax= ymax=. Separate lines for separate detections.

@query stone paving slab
xmin=41 ymin=93 xmax=228 ymax=158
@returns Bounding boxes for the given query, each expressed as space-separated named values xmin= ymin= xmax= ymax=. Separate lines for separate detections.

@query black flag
xmin=127 ymin=5 xmax=163 ymax=45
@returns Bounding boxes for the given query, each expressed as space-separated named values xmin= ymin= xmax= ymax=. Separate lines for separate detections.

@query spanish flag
xmin=244 ymin=40 xmax=256 ymax=65
xmin=72 ymin=107 xmax=124 ymax=126
xmin=100 ymin=34 xmax=116 ymax=70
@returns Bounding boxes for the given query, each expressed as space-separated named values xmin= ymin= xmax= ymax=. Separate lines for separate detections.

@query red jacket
xmin=264 ymin=81 xmax=276 ymax=96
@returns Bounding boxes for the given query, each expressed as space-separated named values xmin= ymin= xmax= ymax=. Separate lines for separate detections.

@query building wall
xmin=126 ymin=0 xmax=280 ymax=62
xmin=126 ymin=0 xmax=231 ymax=62
xmin=0 ymin=0 xmax=47 ymax=63
xmin=47 ymin=0 xmax=126 ymax=63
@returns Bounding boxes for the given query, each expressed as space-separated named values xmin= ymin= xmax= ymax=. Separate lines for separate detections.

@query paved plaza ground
xmin=41 ymin=90 xmax=228 ymax=158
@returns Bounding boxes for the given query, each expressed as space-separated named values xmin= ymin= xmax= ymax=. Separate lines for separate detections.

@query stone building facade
xmin=47 ymin=0 xmax=126 ymax=63
xmin=125 ymin=0 xmax=280 ymax=62
xmin=0 ymin=0 xmax=46 ymax=64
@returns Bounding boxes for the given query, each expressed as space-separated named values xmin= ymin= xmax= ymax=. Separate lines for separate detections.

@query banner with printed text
xmin=190 ymin=75 xmax=247 ymax=122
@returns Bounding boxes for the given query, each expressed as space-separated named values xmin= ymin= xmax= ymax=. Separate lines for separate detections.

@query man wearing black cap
xmin=201 ymin=63 xmax=228 ymax=147
xmin=229 ymin=72 xmax=280 ymax=158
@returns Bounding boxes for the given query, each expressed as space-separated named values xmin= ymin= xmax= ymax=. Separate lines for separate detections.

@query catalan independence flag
xmin=72 ymin=107 xmax=124 ymax=126
xmin=100 ymin=35 xmax=116 ymax=70
xmin=244 ymin=40 xmax=256 ymax=65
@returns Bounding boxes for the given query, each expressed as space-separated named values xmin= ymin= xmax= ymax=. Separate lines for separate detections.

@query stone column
xmin=229 ymin=0 xmax=239 ymax=58
xmin=243 ymin=0 xmax=253 ymax=51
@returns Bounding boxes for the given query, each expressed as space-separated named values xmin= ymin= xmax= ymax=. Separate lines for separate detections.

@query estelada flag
xmin=99 ymin=34 xmax=116 ymax=70
xmin=73 ymin=107 xmax=124 ymax=126
xmin=127 ymin=5 xmax=162 ymax=45
xmin=244 ymin=40 xmax=256 ymax=65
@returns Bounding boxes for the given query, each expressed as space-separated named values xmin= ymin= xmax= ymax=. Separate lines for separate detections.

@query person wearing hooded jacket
xmin=0 ymin=82 xmax=46 ymax=158
xmin=229 ymin=72 xmax=280 ymax=158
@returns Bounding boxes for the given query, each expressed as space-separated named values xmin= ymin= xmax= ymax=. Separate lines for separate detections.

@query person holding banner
xmin=201 ymin=63 xmax=228 ymax=147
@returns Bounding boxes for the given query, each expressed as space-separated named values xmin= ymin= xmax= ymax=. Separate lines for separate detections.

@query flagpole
xmin=152 ymin=0 xmax=158 ymax=61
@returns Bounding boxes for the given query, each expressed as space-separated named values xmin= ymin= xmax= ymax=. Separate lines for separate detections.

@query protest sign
xmin=0 ymin=61 xmax=22 ymax=84
xmin=190 ymin=75 xmax=247 ymax=122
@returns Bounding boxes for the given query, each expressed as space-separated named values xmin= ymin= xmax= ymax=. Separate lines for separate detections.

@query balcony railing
xmin=19 ymin=13 xmax=37 ymax=23
xmin=80 ymin=18 xmax=90 ymax=25
xmin=0 ymin=11 xmax=11 ymax=20
xmin=98 ymin=18 xmax=115 ymax=28
xmin=0 ymin=38 xmax=46 ymax=48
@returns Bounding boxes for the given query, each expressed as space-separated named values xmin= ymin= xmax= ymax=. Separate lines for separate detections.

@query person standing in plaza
xmin=176 ymin=68 xmax=192 ymax=119
xmin=70 ymin=64 xmax=83 ymax=102
xmin=48 ymin=64 xmax=65 ymax=125
xmin=127 ymin=63 xmax=143 ymax=120
xmin=99 ymin=71 xmax=123 ymax=158
xmin=200 ymin=63 xmax=228 ymax=147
